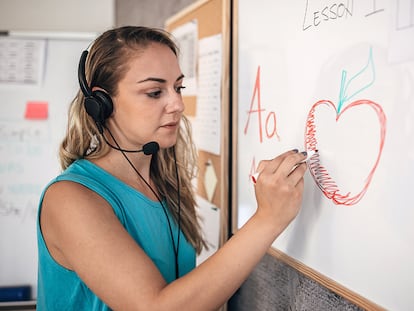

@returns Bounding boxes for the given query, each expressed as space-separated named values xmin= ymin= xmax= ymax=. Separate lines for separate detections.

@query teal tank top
xmin=37 ymin=159 xmax=196 ymax=310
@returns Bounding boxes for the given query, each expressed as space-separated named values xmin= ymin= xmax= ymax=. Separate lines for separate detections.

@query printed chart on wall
xmin=234 ymin=1 xmax=414 ymax=310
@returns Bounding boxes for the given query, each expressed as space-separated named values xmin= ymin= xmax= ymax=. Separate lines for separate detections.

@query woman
xmin=37 ymin=26 xmax=307 ymax=310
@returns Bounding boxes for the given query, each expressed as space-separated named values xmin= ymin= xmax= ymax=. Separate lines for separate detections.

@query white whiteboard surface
xmin=235 ymin=1 xmax=414 ymax=310
xmin=0 ymin=33 xmax=95 ymax=299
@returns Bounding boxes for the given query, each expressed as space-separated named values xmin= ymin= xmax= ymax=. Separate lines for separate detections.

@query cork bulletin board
xmin=165 ymin=0 xmax=231 ymax=246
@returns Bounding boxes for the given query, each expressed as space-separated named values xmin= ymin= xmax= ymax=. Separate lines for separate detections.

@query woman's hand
xmin=253 ymin=149 xmax=307 ymax=235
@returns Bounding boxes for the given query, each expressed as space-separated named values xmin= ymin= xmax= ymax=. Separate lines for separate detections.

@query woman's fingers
xmin=255 ymin=149 xmax=299 ymax=178
xmin=253 ymin=149 xmax=307 ymax=227
xmin=255 ymin=149 xmax=307 ymax=184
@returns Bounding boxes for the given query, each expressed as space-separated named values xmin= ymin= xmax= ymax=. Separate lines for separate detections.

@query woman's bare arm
xmin=40 ymin=150 xmax=306 ymax=311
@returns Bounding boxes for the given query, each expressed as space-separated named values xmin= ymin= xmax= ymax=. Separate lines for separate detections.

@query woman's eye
xmin=147 ymin=90 xmax=162 ymax=98
xmin=176 ymin=86 xmax=186 ymax=94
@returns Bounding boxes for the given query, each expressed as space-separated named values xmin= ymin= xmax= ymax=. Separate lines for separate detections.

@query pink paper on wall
xmin=24 ymin=101 xmax=48 ymax=120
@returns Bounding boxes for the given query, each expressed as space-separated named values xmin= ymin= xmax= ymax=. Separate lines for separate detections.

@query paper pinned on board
xmin=0 ymin=37 xmax=47 ymax=86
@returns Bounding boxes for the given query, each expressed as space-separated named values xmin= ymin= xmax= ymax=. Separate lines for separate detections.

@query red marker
xmin=251 ymin=150 xmax=318 ymax=185
xmin=251 ymin=172 xmax=260 ymax=184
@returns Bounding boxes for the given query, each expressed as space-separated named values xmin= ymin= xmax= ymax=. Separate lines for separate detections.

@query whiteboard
xmin=234 ymin=1 xmax=414 ymax=310
xmin=0 ymin=33 xmax=95 ymax=299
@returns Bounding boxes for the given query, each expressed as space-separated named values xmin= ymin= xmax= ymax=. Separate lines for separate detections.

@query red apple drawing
xmin=305 ymin=99 xmax=386 ymax=205
xmin=304 ymin=47 xmax=387 ymax=206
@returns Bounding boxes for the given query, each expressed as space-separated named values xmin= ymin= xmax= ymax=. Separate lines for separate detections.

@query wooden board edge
xmin=219 ymin=0 xmax=232 ymax=246
xmin=230 ymin=0 xmax=239 ymax=235
xmin=267 ymin=247 xmax=386 ymax=311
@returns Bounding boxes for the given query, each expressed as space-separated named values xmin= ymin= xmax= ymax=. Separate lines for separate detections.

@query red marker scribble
xmin=305 ymin=99 xmax=386 ymax=205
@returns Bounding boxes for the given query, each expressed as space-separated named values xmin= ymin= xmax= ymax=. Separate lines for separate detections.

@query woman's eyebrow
xmin=137 ymin=77 xmax=166 ymax=84
xmin=138 ymin=74 xmax=185 ymax=84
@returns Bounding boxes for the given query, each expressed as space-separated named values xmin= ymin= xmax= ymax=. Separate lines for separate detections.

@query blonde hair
xmin=60 ymin=26 xmax=206 ymax=253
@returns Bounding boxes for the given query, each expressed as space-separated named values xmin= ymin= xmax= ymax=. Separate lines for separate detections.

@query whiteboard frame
xmin=230 ymin=1 xmax=384 ymax=310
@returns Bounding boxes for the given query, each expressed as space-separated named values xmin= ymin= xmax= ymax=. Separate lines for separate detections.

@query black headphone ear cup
xmin=92 ymin=90 xmax=113 ymax=120
xmin=84 ymin=95 xmax=104 ymax=125
xmin=84 ymin=91 xmax=113 ymax=134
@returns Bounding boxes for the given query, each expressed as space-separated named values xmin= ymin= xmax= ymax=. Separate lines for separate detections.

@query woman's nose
xmin=166 ymin=91 xmax=185 ymax=113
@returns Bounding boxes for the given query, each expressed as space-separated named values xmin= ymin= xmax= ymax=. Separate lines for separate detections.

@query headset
xmin=78 ymin=50 xmax=113 ymax=134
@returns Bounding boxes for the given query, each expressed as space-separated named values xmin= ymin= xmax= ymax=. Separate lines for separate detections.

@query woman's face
xmin=108 ymin=42 xmax=185 ymax=150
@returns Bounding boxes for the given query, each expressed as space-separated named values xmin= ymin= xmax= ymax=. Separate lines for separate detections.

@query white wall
xmin=116 ymin=0 xmax=195 ymax=28
xmin=0 ymin=0 xmax=114 ymax=32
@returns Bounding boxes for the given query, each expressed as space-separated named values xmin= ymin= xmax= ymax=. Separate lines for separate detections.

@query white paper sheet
xmin=0 ymin=37 xmax=46 ymax=86
xmin=193 ymin=34 xmax=222 ymax=155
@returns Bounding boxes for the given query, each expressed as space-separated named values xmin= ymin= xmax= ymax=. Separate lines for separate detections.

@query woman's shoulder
xmin=41 ymin=159 xmax=115 ymax=217
xmin=43 ymin=176 xmax=110 ymax=214
xmin=53 ymin=159 xmax=116 ymax=193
